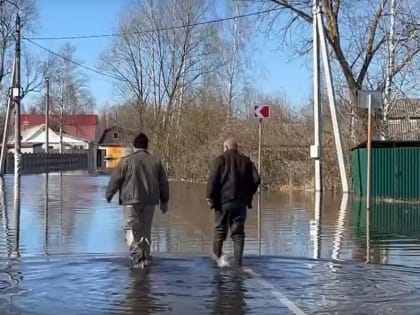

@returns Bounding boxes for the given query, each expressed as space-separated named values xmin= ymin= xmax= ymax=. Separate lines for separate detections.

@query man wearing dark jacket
xmin=105 ymin=133 xmax=169 ymax=268
xmin=207 ymin=138 xmax=261 ymax=267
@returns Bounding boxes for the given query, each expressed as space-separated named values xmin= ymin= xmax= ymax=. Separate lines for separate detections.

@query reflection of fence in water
xmin=353 ymin=199 xmax=420 ymax=238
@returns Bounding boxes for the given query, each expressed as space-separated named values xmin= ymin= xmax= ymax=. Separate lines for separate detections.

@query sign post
xmin=254 ymin=105 xmax=270 ymax=255
xmin=357 ymin=90 xmax=382 ymax=263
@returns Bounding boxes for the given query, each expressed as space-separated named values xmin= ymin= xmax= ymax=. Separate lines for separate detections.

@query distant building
xmin=8 ymin=124 xmax=90 ymax=151
xmin=97 ymin=125 xmax=135 ymax=169
xmin=1 ymin=142 xmax=43 ymax=154
xmin=20 ymin=114 xmax=99 ymax=143
xmin=387 ymin=98 xmax=420 ymax=140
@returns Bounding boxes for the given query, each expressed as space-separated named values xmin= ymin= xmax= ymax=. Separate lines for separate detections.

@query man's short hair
xmin=133 ymin=132 xmax=149 ymax=149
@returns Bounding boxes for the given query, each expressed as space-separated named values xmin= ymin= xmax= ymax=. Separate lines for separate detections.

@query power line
xmin=23 ymin=37 xmax=124 ymax=81
xmin=25 ymin=8 xmax=280 ymax=41
xmin=22 ymin=8 xmax=280 ymax=82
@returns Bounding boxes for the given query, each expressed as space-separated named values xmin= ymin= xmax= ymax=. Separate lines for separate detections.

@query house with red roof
xmin=8 ymin=124 xmax=90 ymax=152
xmin=20 ymin=114 xmax=98 ymax=143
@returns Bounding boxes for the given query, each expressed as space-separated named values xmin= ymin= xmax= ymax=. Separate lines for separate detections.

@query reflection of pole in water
xmin=44 ymin=173 xmax=49 ymax=254
xmin=60 ymin=171 xmax=63 ymax=240
xmin=311 ymin=192 xmax=322 ymax=259
xmin=13 ymin=172 xmax=21 ymax=257
xmin=0 ymin=176 xmax=12 ymax=257
xmin=366 ymin=95 xmax=373 ymax=264
xmin=331 ymin=193 xmax=349 ymax=261
xmin=366 ymin=198 xmax=371 ymax=264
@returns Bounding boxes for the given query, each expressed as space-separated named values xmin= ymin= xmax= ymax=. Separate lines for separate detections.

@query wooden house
xmin=387 ymin=98 xmax=420 ymax=140
xmin=97 ymin=125 xmax=135 ymax=170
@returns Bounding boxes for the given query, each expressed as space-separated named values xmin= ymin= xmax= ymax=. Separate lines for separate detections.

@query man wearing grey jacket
xmin=105 ymin=132 xmax=169 ymax=268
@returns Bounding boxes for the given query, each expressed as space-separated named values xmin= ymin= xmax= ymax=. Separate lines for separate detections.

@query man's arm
xmin=250 ymin=161 xmax=261 ymax=195
xmin=105 ymin=161 xmax=125 ymax=202
xmin=206 ymin=157 xmax=222 ymax=209
xmin=158 ymin=161 xmax=170 ymax=205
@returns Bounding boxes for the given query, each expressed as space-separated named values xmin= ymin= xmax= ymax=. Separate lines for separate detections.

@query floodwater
xmin=1 ymin=173 xmax=420 ymax=314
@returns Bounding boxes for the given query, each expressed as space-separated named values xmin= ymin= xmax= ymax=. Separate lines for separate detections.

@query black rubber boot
xmin=130 ymin=245 xmax=144 ymax=269
xmin=233 ymin=239 xmax=244 ymax=267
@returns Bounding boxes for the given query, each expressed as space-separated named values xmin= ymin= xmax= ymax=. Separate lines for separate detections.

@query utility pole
xmin=0 ymin=58 xmax=16 ymax=174
xmin=315 ymin=4 xmax=349 ymax=193
xmin=257 ymin=118 xmax=262 ymax=255
xmin=45 ymin=77 xmax=50 ymax=153
xmin=12 ymin=6 xmax=21 ymax=256
xmin=59 ymin=108 xmax=63 ymax=153
xmin=253 ymin=105 xmax=270 ymax=255
xmin=366 ymin=94 xmax=373 ymax=263
xmin=13 ymin=12 xmax=21 ymax=174
xmin=312 ymin=0 xmax=322 ymax=192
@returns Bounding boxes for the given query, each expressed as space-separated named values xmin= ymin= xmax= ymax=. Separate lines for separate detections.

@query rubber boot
xmin=130 ymin=245 xmax=144 ymax=269
xmin=233 ymin=239 xmax=244 ymax=267
xmin=139 ymin=237 xmax=152 ymax=267
xmin=213 ymin=240 xmax=223 ymax=259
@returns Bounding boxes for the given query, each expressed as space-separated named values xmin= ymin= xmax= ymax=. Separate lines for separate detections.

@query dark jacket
xmin=105 ymin=149 xmax=169 ymax=206
xmin=207 ymin=149 xmax=261 ymax=209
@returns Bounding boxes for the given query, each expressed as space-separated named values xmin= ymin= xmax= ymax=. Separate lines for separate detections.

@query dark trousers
xmin=124 ymin=204 xmax=155 ymax=260
xmin=213 ymin=201 xmax=247 ymax=266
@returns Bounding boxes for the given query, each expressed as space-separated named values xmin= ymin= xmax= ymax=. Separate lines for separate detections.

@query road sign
xmin=254 ymin=105 xmax=270 ymax=119
xmin=358 ymin=90 xmax=383 ymax=109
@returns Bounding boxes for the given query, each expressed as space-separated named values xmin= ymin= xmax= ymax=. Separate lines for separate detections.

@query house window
xmin=113 ymin=132 xmax=119 ymax=139
xmin=388 ymin=120 xmax=400 ymax=125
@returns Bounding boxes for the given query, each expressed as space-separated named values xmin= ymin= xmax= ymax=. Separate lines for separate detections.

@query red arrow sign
xmin=254 ymin=105 xmax=270 ymax=119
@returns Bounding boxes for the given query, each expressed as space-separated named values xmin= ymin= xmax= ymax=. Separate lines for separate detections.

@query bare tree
xmin=102 ymin=0 xmax=226 ymax=162
xmin=381 ymin=0 xmax=419 ymax=131
xmin=221 ymin=1 xmax=254 ymax=119
xmin=252 ymin=0 xmax=419 ymax=142
xmin=0 ymin=0 xmax=37 ymax=88
xmin=38 ymin=43 xmax=95 ymax=152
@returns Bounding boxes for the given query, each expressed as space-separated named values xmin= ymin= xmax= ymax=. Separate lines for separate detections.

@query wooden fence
xmin=5 ymin=152 xmax=90 ymax=174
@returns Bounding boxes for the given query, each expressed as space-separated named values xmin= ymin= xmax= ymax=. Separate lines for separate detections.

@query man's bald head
xmin=223 ymin=138 xmax=238 ymax=152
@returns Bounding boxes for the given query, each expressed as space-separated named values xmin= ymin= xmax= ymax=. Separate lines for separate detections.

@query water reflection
xmin=212 ymin=270 xmax=247 ymax=315
xmin=13 ymin=171 xmax=21 ymax=257
xmin=3 ymin=174 xmax=420 ymax=312
xmin=331 ymin=193 xmax=349 ymax=261
xmin=126 ymin=269 xmax=157 ymax=314
xmin=0 ymin=176 xmax=12 ymax=257
xmin=310 ymin=192 xmax=322 ymax=259
xmin=353 ymin=199 xmax=420 ymax=266
xmin=44 ymin=173 xmax=49 ymax=254
xmin=2 ymin=174 xmax=420 ymax=268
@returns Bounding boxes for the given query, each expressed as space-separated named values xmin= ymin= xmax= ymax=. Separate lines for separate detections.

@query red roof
xmin=21 ymin=114 xmax=98 ymax=142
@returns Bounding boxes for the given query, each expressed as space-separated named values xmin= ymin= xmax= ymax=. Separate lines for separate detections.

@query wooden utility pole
xmin=253 ymin=105 xmax=270 ymax=255
xmin=257 ymin=118 xmax=262 ymax=255
xmin=366 ymin=94 xmax=373 ymax=263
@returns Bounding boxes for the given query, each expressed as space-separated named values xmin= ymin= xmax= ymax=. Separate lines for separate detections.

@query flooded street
xmin=1 ymin=172 xmax=420 ymax=314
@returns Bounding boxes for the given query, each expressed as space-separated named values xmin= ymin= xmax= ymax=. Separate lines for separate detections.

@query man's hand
xmin=206 ymin=198 xmax=213 ymax=209
xmin=160 ymin=203 xmax=168 ymax=213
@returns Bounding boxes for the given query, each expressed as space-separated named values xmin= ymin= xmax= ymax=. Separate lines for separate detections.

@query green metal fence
xmin=351 ymin=141 xmax=420 ymax=200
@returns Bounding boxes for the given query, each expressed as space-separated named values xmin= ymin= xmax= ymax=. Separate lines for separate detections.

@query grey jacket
xmin=105 ymin=149 xmax=169 ymax=206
